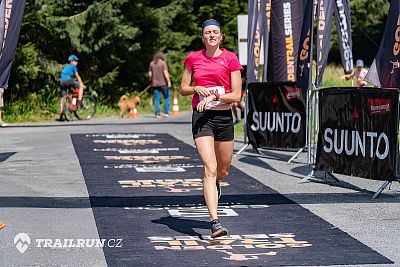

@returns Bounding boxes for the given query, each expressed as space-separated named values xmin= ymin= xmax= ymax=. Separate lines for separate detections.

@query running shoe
xmin=162 ymin=113 xmax=170 ymax=117
xmin=216 ymin=181 xmax=221 ymax=199
xmin=211 ymin=220 xmax=228 ymax=238
xmin=0 ymin=223 xmax=6 ymax=229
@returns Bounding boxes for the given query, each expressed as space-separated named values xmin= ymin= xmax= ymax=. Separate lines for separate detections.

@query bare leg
xmin=78 ymin=87 xmax=84 ymax=101
xmin=60 ymin=98 xmax=64 ymax=114
xmin=215 ymin=140 xmax=234 ymax=182
xmin=195 ymin=136 xmax=218 ymax=221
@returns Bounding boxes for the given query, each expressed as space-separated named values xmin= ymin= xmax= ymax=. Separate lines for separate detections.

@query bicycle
xmin=62 ymin=87 xmax=96 ymax=121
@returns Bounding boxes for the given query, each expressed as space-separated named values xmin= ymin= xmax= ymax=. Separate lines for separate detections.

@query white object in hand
xmin=199 ymin=86 xmax=225 ymax=108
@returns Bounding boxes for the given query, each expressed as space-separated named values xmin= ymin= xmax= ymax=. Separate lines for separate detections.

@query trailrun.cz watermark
xmin=14 ymin=233 xmax=122 ymax=254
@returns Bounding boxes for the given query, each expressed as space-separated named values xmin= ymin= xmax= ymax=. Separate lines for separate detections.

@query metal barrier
xmin=300 ymin=87 xmax=400 ymax=198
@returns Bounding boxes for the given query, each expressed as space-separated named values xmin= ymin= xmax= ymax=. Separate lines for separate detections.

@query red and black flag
xmin=247 ymin=0 xmax=263 ymax=83
xmin=0 ymin=0 xmax=26 ymax=89
xmin=270 ymin=0 xmax=303 ymax=82
xmin=296 ymin=0 xmax=316 ymax=90
xmin=365 ymin=0 xmax=400 ymax=88
xmin=315 ymin=0 xmax=333 ymax=87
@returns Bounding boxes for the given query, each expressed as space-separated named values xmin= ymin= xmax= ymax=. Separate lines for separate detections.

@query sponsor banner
xmin=315 ymin=88 xmax=399 ymax=180
xmin=296 ymin=0 xmax=316 ymax=91
xmin=262 ymin=0 xmax=271 ymax=81
xmin=365 ymin=1 xmax=400 ymax=87
xmin=334 ymin=0 xmax=353 ymax=74
xmin=316 ymin=0 xmax=334 ymax=87
xmin=0 ymin=0 xmax=26 ymax=89
xmin=247 ymin=0 xmax=263 ymax=82
xmin=270 ymin=0 xmax=303 ymax=82
xmin=247 ymin=82 xmax=306 ymax=149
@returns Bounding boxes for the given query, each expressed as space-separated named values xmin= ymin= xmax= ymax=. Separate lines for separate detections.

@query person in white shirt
xmin=341 ymin=59 xmax=368 ymax=87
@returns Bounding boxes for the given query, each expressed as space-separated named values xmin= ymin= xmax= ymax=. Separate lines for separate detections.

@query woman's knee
xmin=218 ymin=169 xmax=229 ymax=179
xmin=204 ymin=166 xmax=217 ymax=180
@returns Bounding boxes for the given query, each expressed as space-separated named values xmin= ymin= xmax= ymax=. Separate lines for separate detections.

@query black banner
xmin=334 ymin=0 xmax=353 ymax=74
xmin=296 ymin=0 xmax=315 ymax=91
xmin=316 ymin=0 xmax=333 ymax=87
xmin=247 ymin=82 xmax=306 ymax=149
xmin=262 ymin=0 xmax=271 ymax=82
xmin=0 ymin=0 xmax=26 ymax=89
xmin=247 ymin=0 xmax=262 ymax=83
xmin=316 ymin=88 xmax=399 ymax=181
xmin=270 ymin=0 xmax=303 ymax=82
xmin=365 ymin=1 xmax=400 ymax=88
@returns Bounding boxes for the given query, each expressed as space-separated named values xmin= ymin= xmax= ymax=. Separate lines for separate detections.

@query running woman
xmin=180 ymin=19 xmax=243 ymax=238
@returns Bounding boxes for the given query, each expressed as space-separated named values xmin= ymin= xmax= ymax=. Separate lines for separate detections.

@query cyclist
xmin=59 ymin=55 xmax=85 ymax=121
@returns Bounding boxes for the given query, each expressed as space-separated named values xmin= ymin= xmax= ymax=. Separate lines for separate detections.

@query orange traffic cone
xmin=128 ymin=107 xmax=139 ymax=118
xmin=171 ymin=95 xmax=180 ymax=115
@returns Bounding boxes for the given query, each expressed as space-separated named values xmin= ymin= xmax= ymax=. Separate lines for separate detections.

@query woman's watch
xmin=214 ymin=91 xmax=220 ymax=101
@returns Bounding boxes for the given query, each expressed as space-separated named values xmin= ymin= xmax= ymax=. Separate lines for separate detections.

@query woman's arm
xmin=218 ymin=70 xmax=242 ymax=104
xmin=196 ymin=70 xmax=242 ymax=112
xmin=180 ymin=67 xmax=209 ymax=96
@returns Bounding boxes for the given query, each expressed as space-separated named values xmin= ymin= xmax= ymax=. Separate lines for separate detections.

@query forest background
xmin=3 ymin=0 xmax=390 ymax=121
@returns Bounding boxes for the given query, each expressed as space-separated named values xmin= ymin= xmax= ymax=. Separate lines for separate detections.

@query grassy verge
xmin=3 ymin=91 xmax=193 ymax=123
xmin=3 ymin=64 xmax=359 ymax=123
xmin=234 ymin=119 xmax=244 ymax=138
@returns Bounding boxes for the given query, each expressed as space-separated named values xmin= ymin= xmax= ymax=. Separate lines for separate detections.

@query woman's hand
xmin=194 ymin=86 xmax=211 ymax=97
xmin=196 ymin=95 xmax=217 ymax=112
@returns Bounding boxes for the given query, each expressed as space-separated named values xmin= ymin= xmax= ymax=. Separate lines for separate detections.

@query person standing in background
xmin=149 ymin=52 xmax=171 ymax=118
xmin=341 ymin=59 xmax=368 ymax=87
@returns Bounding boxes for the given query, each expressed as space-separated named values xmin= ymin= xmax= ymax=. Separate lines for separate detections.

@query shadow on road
xmin=152 ymin=216 xmax=209 ymax=237
xmin=0 ymin=192 xmax=398 ymax=209
xmin=0 ymin=152 xmax=16 ymax=162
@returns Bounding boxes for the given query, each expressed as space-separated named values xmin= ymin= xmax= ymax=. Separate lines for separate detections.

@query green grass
xmin=3 ymin=65 xmax=357 ymax=123
xmin=3 ymin=91 xmax=194 ymax=123
xmin=234 ymin=119 xmax=244 ymax=138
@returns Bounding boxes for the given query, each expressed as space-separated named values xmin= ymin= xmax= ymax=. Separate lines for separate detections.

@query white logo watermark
xmin=14 ymin=233 xmax=31 ymax=254
xmin=13 ymin=233 xmax=122 ymax=253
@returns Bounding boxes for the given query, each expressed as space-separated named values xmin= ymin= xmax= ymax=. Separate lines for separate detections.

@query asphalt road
xmin=0 ymin=111 xmax=399 ymax=266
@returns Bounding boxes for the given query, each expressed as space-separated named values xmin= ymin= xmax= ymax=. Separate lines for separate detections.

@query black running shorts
xmin=60 ymin=79 xmax=80 ymax=97
xmin=192 ymin=109 xmax=234 ymax=141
